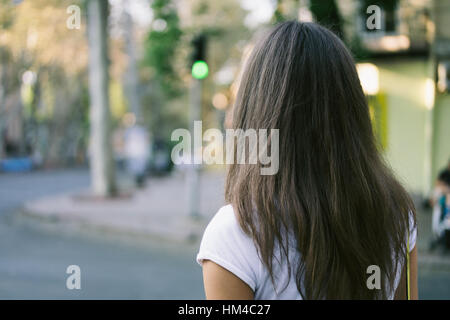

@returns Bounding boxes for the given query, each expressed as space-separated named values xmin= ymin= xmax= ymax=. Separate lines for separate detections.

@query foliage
xmin=360 ymin=0 xmax=399 ymax=13
xmin=143 ymin=0 xmax=182 ymax=98
xmin=0 ymin=0 xmax=89 ymax=164
xmin=309 ymin=0 xmax=343 ymax=39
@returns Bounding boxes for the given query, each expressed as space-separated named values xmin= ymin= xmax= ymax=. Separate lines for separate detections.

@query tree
xmin=141 ymin=0 xmax=183 ymax=139
xmin=87 ymin=0 xmax=116 ymax=197
xmin=309 ymin=0 xmax=343 ymax=39
xmin=0 ymin=0 xmax=90 ymax=165
xmin=143 ymin=0 xmax=182 ymax=98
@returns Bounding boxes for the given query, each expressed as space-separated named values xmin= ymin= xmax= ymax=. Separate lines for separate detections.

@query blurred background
xmin=0 ymin=0 xmax=449 ymax=299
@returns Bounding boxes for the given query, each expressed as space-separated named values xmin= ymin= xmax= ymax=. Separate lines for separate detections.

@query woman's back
xmin=197 ymin=204 xmax=416 ymax=299
xmin=198 ymin=21 xmax=417 ymax=300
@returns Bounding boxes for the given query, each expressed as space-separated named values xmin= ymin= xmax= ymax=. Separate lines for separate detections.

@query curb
xmin=20 ymin=196 xmax=450 ymax=270
xmin=21 ymin=201 xmax=209 ymax=244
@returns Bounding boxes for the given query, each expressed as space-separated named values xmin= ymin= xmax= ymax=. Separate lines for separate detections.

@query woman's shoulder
xmin=197 ymin=204 xmax=258 ymax=256
xmin=197 ymin=204 xmax=261 ymax=291
xmin=209 ymin=204 xmax=239 ymax=225
xmin=203 ymin=204 xmax=250 ymax=240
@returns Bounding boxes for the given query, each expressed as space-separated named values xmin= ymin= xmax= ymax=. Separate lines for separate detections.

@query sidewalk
xmin=22 ymin=169 xmax=226 ymax=243
xmin=21 ymin=170 xmax=450 ymax=268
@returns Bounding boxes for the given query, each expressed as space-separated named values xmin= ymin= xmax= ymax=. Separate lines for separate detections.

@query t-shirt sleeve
xmin=196 ymin=205 xmax=260 ymax=292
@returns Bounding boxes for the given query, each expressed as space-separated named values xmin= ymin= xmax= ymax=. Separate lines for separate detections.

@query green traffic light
xmin=192 ymin=60 xmax=209 ymax=79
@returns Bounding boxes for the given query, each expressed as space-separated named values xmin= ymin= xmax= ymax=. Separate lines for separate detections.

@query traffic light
xmin=191 ymin=34 xmax=208 ymax=79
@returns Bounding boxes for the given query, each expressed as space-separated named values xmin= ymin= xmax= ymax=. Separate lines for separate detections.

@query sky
xmin=240 ymin=0 xmax=276 ymax=28
xmin=108 ymin=0 xmax=276 ymax=31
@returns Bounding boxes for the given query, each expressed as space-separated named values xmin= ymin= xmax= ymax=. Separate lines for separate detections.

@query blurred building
xmin=224 ymin=0 xmax=448 ymax=199
xmin=334 ymin=0 xmax=450 ymax=199
xmin=431 ymin=0 xmax=450 ymax=193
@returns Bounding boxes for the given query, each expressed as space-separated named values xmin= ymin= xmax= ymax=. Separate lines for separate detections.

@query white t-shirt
xmin=196 ymin=204 xmax=417 ymax=300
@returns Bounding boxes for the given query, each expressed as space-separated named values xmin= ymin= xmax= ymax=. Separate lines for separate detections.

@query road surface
xmin=0 ymin=168 xmax=204 ymax=299
xmin=0 ymin=168 xmax=449 ymax=299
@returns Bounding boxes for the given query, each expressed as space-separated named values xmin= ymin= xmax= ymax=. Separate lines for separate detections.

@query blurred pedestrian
xmin=124 ymin=124 xmax=150 ymax=187
xmin=430 ymin=159 xmax=450 ymax=250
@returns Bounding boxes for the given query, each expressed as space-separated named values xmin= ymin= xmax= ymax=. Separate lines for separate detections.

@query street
xmin=0 ymin=168 xmax=449 ymax=299
xmin=0 ymin=168 xmax=204 ymax=299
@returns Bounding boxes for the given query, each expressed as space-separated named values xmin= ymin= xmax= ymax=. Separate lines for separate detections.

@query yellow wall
xmin=375 ymin=59 xmax=433 ymax=196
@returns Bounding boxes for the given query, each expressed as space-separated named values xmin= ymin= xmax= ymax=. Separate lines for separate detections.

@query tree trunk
xmin=87 ymin=0 xmax=116 ymax=197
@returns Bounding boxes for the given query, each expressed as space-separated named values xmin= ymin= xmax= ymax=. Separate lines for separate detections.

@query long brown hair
xmin=225 ymin=21 xmax=415 ymax=299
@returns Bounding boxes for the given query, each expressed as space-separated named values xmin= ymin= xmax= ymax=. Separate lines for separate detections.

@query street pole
xmin=187 ymin=77 xmax=202 ymax=218
xmin=87 ymin=0 xmax=117 ymax=197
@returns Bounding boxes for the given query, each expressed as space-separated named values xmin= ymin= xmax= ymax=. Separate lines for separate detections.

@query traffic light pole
xmin=187 ymin=77 xmax=202 ymax=218
xmin=187 ymin=33 xmax=207 ymax=218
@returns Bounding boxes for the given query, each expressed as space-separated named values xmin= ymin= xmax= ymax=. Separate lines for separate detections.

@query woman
xmin=197 ymin=21 xmax=417 ymax=300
